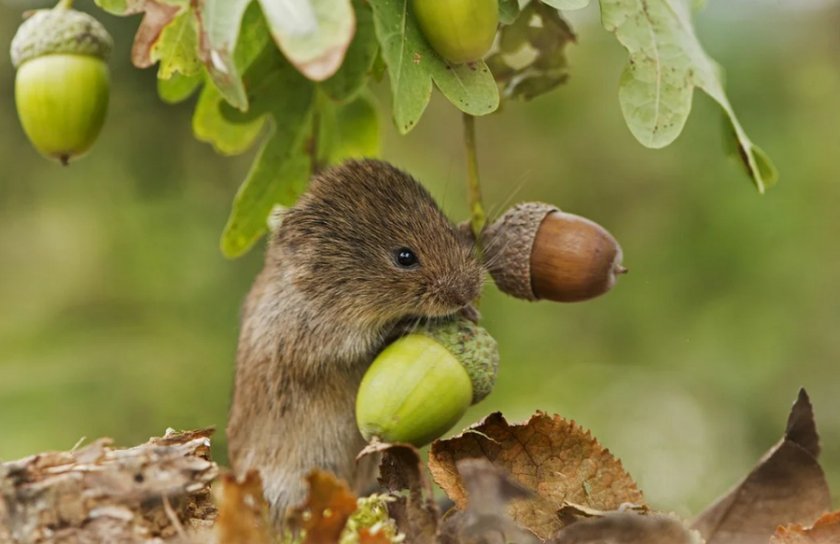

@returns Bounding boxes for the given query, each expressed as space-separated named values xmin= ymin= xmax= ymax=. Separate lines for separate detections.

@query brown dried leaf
xmin=429 ymin=412 xmax=644 ymax=541
xmin=556 ymin=502 xmax=648 ymax=527
xmin=214 ymin=470 xmax=273 ymax=544
xmin=290 ymin=470 xmax=358 ymax=544
xmin=358 ymin=527 xmax=396 ymax=543
xmin=361 ymin=442 xmax=438 ymax=544
xmin=692 ymin=389 xmax=831 ymax=544
xmin=129 ymin=1 xmax=182 ymax=69
xmin=549 ymin=512 xmax=702 ymax=544
xmin=771 ymin=511 xmax=840 ymax=544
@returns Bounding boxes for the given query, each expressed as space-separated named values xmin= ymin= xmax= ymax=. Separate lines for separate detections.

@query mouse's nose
xmin=437 ymin=273 xmax=481 ymax=309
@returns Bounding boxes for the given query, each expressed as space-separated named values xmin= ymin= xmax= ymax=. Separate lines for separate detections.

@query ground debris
xmin=0 ymin=428 xmax=218 ymax=543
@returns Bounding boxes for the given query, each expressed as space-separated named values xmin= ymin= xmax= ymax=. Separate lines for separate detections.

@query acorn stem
xmin=55 ymin=0 xmax=74 ymax=9
xmin=462 ymin=112 xmax=486 ymax=242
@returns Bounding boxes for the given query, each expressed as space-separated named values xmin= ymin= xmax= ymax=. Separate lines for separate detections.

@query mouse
xmin=226 ymin=159 xmax=483 ymax=524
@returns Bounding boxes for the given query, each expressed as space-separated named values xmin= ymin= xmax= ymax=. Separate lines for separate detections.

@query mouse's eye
xmin=395 ymin=247 xmax=419 ymax=269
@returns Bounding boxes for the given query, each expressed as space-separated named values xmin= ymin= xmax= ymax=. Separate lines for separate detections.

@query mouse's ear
xmin=267 ymin=205 xmax=289 ymax=234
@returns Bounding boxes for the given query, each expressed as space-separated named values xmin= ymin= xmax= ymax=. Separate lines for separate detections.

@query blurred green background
xmin=1 ymin=0 xmax=838 ymax=517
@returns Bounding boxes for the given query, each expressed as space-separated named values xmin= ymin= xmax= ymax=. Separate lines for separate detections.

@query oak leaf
xmin=360 ymin=442 xmax=438 ymax=544
xmin=290 ymin=470 xmax=359 ymax=544
xmin=213 ymin=470 xmax=272 ymax=544
xmin=692 ymin=389 xmax=831 ymax=544
xmin=429 ymin=412 xmax=644 ymax=540
xmin=771 ymin=511 xmax=840 ymax=544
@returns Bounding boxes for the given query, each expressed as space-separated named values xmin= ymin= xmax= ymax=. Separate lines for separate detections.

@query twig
xmin=463 ymin=113 xmax=486 ymax=241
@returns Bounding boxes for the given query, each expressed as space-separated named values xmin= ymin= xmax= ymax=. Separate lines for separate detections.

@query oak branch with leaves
xmin=53 ymin=0 xmax=777 ymax=258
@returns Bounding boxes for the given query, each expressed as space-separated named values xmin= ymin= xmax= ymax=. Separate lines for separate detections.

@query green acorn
xmin=11 ymin=5 xmax=113 ymax=165
xmin=355 ymin=317 xmax=499 ymax=447
xmin=412 ymin=0 xmax=499 ymax=64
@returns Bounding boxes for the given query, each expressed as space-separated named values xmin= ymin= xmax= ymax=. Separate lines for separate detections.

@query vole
xmin=227 ymin=159 xmax=483 ymax=523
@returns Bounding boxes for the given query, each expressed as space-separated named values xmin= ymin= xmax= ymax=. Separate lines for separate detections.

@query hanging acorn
xmin=482 ymin=202 xmax=626 ymax=303
xmin=11 ymin=5 xmax=113 ymax=165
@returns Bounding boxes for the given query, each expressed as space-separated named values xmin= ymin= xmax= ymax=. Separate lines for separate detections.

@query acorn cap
xmin=11 ymin=8 xmax=113 ymax=69
xmin=481 ymin=202 xmax=557 ymax=301
xmin=421 ymin=317 xmax=499 ymax=403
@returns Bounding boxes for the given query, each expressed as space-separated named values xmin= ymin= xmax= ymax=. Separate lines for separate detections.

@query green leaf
xmin=221 ymin=119 xmax=313 ymax=258
xmin=320 ymin=0 xmax=379 ymax=102
xmin=541 ymin=0 xmax=590 ymax=9
xmin=600 ymin=0 xmax=777 ymax=191
xmin=157 ymin=70 xmax=203 ymax=103
xmin=369 ymin=0 xmax=500 ymax=134
xmin=257 ymin=0 xmax=355 ymax=81
xmin=220 ymin=49 xmax=316 ymax=258
xmin=499 ymin=0 xmax=520 ymax=24
xmin=487 ymin=2 xmax=575 ymax=101
xmin=195 ymin=1 xmax=273 ymax=111
xmin=152 ymin=8 xmax=202 ymax=78
xmin=318 ymin=92 xmax=380 ymax=165
xmin=193 ymin=81 xmax=266 ymax=155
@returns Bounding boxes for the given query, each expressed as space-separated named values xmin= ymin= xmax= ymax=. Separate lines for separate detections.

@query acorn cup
xmin=482 ymin=202 xmax=626 ymax=303
xmin=355 ymin=317 xmax=499 ymax=447
xmin=412 ymin=0 xmax=499 ymax=64
xmin=11 ymin=6 xmax=113 ymax=165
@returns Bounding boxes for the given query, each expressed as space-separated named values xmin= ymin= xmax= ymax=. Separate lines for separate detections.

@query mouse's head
xmin=274 ymin=159 xmax=483 ymax=328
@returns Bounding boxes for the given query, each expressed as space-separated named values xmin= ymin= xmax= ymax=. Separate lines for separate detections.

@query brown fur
xmin=227 ymin=159 xmax=483 ymax=523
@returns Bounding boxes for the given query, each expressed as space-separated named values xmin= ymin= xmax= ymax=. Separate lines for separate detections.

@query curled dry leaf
xmin=771 ymin=511 xmax=840 ymax=544
xmin=556 ymin=502 xmax=648 ymax=527
xmin=692 ymin=389 xmax=831 ymax=544
xmin=360 ymin=441 xmax=438 ymax=544
xmin=429 ymin=412 xmax=644 ymax=540
xmin=213 ymin=470 xmax=272 ymax=544
xmin=549 ymin=512 xmax=702 ymax=544
xmin=289 ymin=470 xmax=359 ymax=544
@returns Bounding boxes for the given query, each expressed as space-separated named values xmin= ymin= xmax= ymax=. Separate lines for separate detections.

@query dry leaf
xmin=361 ymin=442 xmax=438 ymax=544
xmin=771 ymin=511 xmax=840 ymax=544
xmin=290 ymin=470 xmax=358 ymax=544
xmin=129 ymin=1 xmax=182 ymax=69
xmin=548 ymin=512 xmax=702 ymax=544
xmin=556 ymin=502 xmax=648 ymax=527
xmin=429 ymin=412 xmax=644 ymax=540
xmin=358 ymin=527 xmax=396 ymax=543
xmin=692 ymin=389 xmax=831 ymax=544
xmin=214 ymin=470 xmax=272 ymax=544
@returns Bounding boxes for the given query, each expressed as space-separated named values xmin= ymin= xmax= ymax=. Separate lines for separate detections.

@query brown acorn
xmin=481 ymin=202 xmax=626 ymax=302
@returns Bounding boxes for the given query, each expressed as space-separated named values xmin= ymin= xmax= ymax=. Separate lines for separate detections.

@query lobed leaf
xmin=157 ymin=71 xmax=202 ymax=104
xmin=771 ymin=511 xmax=840 ymax=544
xmin=219 ymin=47 xmax=316 ymax=258
xmin=193 ymin=82 xmax=266 ymax=156
xmin=198 ymin=0 xmax=253 ymax=110
xmin=257 ymin=0 xmax=356 ymax=81
xmin=600 ymin=0 xmax=778 ymax=191
xmin=369 ymin=0 xmax=499 ymax=134
xmin=151 ymin=7 xmax=201 ymax=78
xmin=487 ymin=2 xmax=576 ymax=101
xmin=289 ymin=470 xmax=359 ymax=543
xmin=429 ymin=411 xmax=645 ymax=541
xmin=318 ymin=92 xmax=381 ymax=166
xmin=320 ymin=0 xmax=379 ymax=102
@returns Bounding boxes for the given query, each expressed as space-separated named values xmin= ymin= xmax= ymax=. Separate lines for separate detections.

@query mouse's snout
xmin=435 ymin=272 xmax=481 ymax=310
